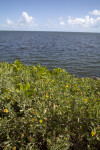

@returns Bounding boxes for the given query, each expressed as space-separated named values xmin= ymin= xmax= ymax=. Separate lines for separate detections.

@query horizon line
xmin=0 ymin=30 xmax=100 ymax=34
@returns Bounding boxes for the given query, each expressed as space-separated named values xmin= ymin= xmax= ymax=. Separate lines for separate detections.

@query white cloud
xmin=0 ymin=12 xmax=38 ymax=30
xmin=7 ymin=18 xmax=14 ymax=25
xmin=58 ymin=17 xmax=65 ymax=26
xmin=19 ymin=11 xmax=37 ymax=26
xmin=1 ymin=10 xmax=100 ymax=32
xmin=0 ymin=18 xmax=14 ymax=28
xmin=46 ymin=14 xmax=100 ymax=32
xmin=89 ymin=9 xmax=100 ymax=16
xmin=68 ymin=16 xmax=85 ymax=25
xmin=67 ymin=15 xmax=100 ymax=28
xmin=46 ymin=17 xmax=66 ymax=31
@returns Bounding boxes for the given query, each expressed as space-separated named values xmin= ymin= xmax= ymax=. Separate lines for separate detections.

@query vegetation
xmin=0 ymin=60 xmax=100 ymax=150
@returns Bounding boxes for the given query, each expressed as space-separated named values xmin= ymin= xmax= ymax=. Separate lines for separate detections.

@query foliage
xmin=0 ymin=60 xmax=100 ymax=150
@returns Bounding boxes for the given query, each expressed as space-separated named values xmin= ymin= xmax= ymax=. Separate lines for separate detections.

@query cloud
xmin=58 ymin=17 xmax=66 ymax=26
xmin=0 ymin=12 xmax=38 ymax=30
xmin=68 ymin=16 xmax=85 ymax=25
xmin=7 ymin=18 xmax=14 ymax=25
xmin=67 ymin=15 xmax=100 ymax=28
xmin=0 ymin=10 xmax=100 ymax=32
xmin=89 ymin=9 xmax=100 ymax=16
xmin=0 ymin=18 xmax=14 ymax=28
xmin=19 ymin=12 xmax=37 ymax=26
xmin=47 ymin=13 xmax=100 ymax=32
xmin=46 ymin=17 xmax=66 ymax=31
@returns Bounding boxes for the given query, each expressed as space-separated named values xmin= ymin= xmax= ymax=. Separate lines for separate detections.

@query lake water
xmin=0 ymin=31 xmax=100 ymax=77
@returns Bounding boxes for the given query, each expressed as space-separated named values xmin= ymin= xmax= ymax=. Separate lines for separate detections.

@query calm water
xmin=0 ymin=31 xmax=100 ymax=77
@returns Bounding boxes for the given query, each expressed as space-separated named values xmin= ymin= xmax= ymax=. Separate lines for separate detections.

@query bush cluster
xmin=0 ymin=60 xmax=100 ymax=150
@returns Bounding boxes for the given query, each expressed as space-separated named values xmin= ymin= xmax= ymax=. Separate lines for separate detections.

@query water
xmin=0 ymin=31 xmax=100 ymax=77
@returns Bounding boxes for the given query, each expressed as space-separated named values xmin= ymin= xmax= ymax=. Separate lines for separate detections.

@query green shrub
xmin=0 ymin=60 xmax=100 ymax=150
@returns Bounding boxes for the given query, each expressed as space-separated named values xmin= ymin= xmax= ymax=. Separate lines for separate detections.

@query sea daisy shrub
xmin=0 ymin=60 xmax=100 ymax=150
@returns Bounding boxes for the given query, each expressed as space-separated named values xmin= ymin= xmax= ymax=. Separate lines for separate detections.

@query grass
xmin=0 ymin=60 xmax=100 ymax=150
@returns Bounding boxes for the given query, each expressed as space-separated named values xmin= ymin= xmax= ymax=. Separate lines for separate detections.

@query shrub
xmin=0 ymin=60 xmax=100 ymax=150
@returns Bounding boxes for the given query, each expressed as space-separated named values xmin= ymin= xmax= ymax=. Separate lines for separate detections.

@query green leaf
xmin=25 ymin=82 xmax=30 ymax=91
xmin=18 ymin=83 xmax=23 ymax=91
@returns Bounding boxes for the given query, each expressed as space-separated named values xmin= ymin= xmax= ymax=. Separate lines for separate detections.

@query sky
xmin=0 ymin=0 xmax=100 ymax=32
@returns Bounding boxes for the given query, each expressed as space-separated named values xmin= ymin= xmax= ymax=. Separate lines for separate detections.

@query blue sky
xmin=0 ymin=0 xmax=100 ymax=32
